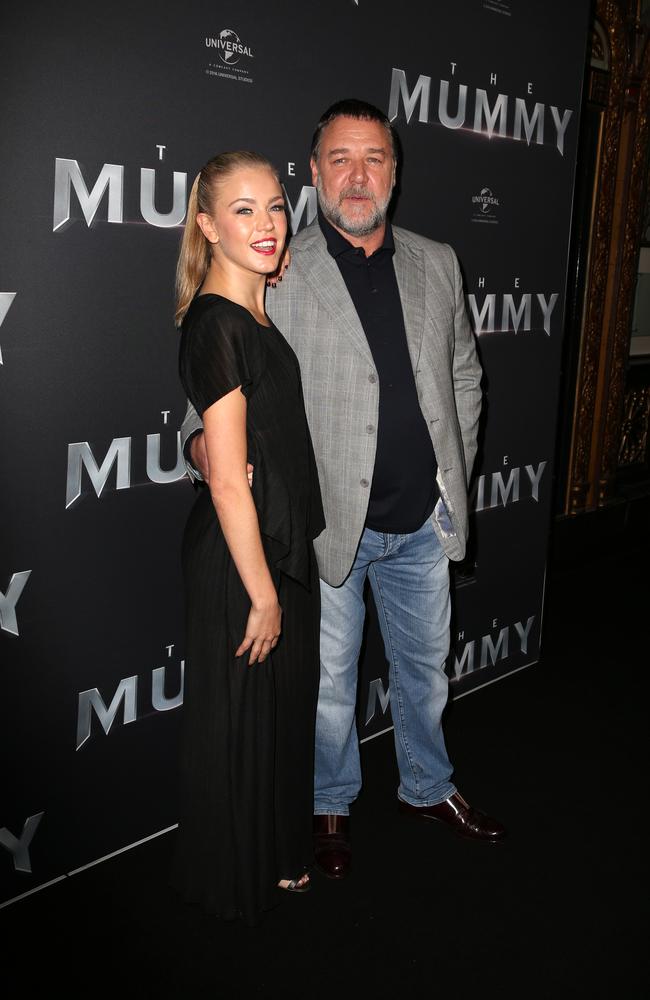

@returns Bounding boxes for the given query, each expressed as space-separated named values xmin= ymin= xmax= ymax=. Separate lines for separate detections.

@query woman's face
xmin=201 ymin=166 xmax=287 ymax=276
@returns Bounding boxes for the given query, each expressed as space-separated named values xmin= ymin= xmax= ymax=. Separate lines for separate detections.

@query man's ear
xmin=309 ymin=157 xmax=319 ymax=188
xmin=196 ymin=212 xmax=219 ymax=245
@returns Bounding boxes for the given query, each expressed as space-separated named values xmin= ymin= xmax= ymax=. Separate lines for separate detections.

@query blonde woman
xmin=171 ymin=152 xmax=324 ymax=924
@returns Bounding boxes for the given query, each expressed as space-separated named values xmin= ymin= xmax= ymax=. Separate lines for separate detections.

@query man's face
xmin=310 ymin=116 xmax=396 ymax=238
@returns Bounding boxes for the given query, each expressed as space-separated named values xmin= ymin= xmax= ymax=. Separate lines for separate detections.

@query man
xmin=182 ymin=99 xmax=505 ymax=879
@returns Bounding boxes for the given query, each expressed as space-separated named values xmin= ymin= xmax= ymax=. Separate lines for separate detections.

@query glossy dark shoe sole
xmin=398 ymin=802 xmax=507 ymax=843
xmin=314 ymin=857 xmax=351 ymax=879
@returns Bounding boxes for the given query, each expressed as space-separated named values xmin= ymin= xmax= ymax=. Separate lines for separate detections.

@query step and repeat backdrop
xmin=1 ymin=0 xmax=589 ymax=903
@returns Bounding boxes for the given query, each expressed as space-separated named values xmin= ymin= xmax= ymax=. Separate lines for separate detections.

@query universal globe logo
xmin=471 ymin=186 xmax=500 ymax=224
xmin=473 ymin=188 xmax=499 ymax=213
xmin=205 ymin=28 xmax=254 ymax=66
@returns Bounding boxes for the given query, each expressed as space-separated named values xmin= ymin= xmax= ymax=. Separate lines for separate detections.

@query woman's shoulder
xmin=182 ymin=296 xmax=264 ymax=361
xmin=179 ymin=294 xmax=266 ymax=389
xmin=184 ymin=294 xmax=259 ymax=332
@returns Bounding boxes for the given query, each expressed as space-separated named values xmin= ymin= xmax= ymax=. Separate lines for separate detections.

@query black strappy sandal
xmin=278 ymin=872 xmax=311 ymax=893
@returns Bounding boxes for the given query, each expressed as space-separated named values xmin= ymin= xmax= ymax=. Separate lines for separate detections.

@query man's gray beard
xmin=317 ymin=179 xmax=390 ymax=238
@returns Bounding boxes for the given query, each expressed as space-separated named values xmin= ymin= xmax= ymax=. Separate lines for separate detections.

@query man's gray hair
xmin=310 ymin=99 xmax=398 ymax=162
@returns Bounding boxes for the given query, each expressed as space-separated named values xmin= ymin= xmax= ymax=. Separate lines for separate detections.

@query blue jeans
xmin=315 ymin=518 xmax=457 ymax=815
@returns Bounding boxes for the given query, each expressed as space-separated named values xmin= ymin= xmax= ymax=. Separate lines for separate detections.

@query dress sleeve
xmin=179 ymin=300 xmax=262 ymax=416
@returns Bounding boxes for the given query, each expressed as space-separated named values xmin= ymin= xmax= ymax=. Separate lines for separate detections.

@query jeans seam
xmin=368 ymin=562 xmax=420 ymax=797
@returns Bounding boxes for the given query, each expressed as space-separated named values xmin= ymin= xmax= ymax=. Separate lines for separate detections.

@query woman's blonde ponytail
xmin=174 ymin=173 xmax=210 ymax=326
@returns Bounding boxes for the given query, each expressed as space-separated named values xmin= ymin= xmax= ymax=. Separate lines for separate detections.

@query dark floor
xmin=4 ymin=544 xmax=648 ymax=998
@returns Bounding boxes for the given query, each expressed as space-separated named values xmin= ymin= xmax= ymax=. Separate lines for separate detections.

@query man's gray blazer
xmin=181 ymin=219 xmax=482 ymax=588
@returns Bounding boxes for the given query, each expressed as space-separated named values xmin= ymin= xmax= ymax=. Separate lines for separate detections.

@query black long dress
xmin=171 ymin=294 xmax=324 ymax=925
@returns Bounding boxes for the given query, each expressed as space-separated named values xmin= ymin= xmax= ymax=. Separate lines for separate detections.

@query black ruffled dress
xmin=171 ymin=294 xmax=324 ymax=924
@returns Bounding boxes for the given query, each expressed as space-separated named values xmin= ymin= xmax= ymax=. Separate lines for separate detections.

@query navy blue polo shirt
xmin=319 ymin=209 xmax=439 ymax=533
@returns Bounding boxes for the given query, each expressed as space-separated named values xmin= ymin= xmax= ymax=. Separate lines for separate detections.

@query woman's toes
xmin=278 ymin=873 xmax=310 ymax=890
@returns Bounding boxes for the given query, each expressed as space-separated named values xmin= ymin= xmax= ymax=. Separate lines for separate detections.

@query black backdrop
xmin=0 ymin=0 xmax=589 ymax=905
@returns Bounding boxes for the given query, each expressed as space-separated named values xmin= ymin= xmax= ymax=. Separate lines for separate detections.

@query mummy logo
xmin=53 ymin=158 xmax=186 ymax=231
xmin=0 ymin=571 xmax=32 ymax=637
xmin=452 ymin=616 xmax=536 ymax=680
xmin=470 ymin=461 xmax=547 ymax=512
xmin=389 ymin=67 xmax=574 ymax=156
xmin=205 ymin=28 xmax=254 ymax=66
xmin=0 ymin=812 xmax=44 ymax=874
xmin=468 ymin=289 xmax=559 ymax=336
xmin=0 ymin=292 xmax=16 ymax=327
xmin=76 ymin=647 xmax=184 ymax=750
xmin=53 ymin=158 xmax=316 ymax=234
xmin=0 ymin=292 xmax=16 ymax=366
xmin=472 ymin=187 xmax=499 ymax=223
xmin=65 ymin=427 xmax=186 ymax=509
xmin=365 ymin=677 xmax=391 ymax=726
xmin=364 ymin=613 xmax=537 ymax=720
xmin=283 ymin=183 xmax=317 ymax=234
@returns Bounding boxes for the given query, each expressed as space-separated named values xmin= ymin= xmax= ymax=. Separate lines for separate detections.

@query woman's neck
xmin=200 ymin=261 xmax=267 ymax=324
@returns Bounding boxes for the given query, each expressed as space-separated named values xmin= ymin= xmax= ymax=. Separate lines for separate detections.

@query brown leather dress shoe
xmin=398 ymin=792 xmax=506 ymax=842
xmin=313 ymin=815 xmax=351 ymax=879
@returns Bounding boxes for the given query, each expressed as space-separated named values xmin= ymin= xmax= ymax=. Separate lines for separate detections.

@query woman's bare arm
xmin=203 ymin=386 xmax=281 ymax=663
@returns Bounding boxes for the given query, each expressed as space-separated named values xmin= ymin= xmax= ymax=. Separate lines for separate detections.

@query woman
xmin=171 ymin=152 xmax=324 ymax=924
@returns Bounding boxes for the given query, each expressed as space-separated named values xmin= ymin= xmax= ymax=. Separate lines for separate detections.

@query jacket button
xmin=368 ymin=373 xmax=377 ymax=383
xmin=366 ymin=424 xmax=375 ymax=434
xmin=360 ymin=478 xmax=369 ymax=488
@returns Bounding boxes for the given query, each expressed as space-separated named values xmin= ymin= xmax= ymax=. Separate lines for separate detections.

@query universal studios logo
xmin=472 ymin=186 xmax=499 ymax=224
xmin=205 ymin=28 xmax=254 ymax=66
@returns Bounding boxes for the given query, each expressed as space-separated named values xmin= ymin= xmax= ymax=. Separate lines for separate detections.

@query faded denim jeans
xmin=315 ymin=516 xmax=456 ymax=815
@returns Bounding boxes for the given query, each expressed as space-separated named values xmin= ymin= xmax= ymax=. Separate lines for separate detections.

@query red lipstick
xmin=250 ymin=239 xmax=277 ymax=255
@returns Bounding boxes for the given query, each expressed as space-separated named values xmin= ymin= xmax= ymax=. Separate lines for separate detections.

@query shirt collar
xmin=317 ymin=205 xmax=395 ymax=260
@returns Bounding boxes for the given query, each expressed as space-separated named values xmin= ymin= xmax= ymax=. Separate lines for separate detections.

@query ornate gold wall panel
xmin=565 ymin=0 xmax=650 ymax=513
xmin=618 ymin=384 xmax=650 ymax=464
xmin=567 ymin=1 xmax=626 ymax=513
xmin=599 ymin=40 xmax=650 ymax=498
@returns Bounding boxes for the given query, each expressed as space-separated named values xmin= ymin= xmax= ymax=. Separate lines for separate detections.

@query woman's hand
xmin=236 ymin=598 xmax=282 ymax=664
xmin=266 ymin=246 xmax=291 ymax=288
